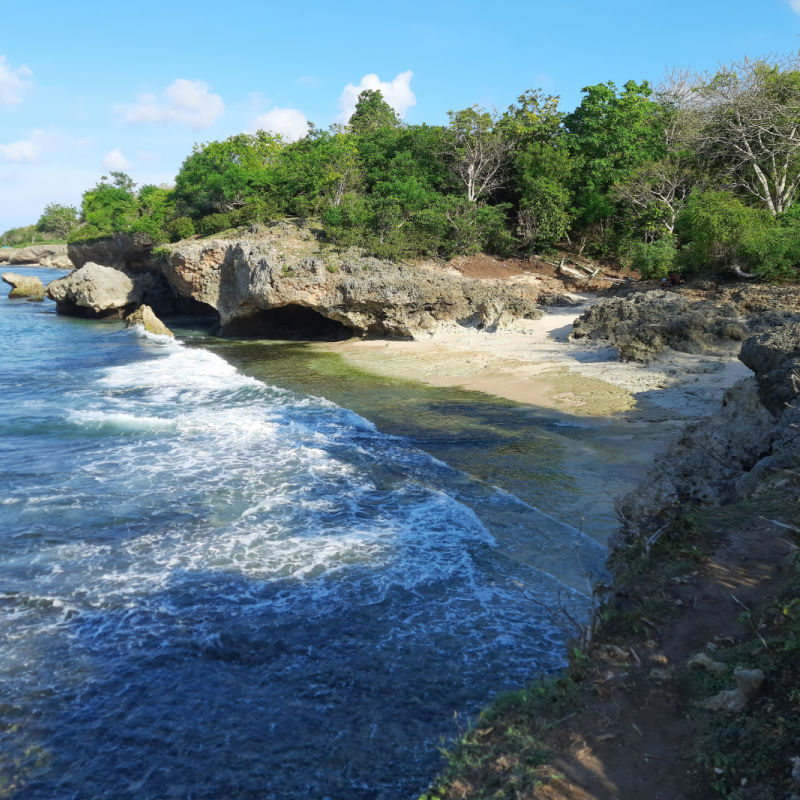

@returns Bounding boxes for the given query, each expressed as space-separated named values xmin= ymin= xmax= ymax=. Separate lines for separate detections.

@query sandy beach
xmin=320 ymin=297 xmax=752 ymax=419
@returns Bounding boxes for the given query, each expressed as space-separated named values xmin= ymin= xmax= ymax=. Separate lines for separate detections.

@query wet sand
xmin=319 ymin=300 xmax=751 ymax=419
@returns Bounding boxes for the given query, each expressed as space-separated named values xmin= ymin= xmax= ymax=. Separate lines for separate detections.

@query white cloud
xmin=250 ymin=107 xmax=309 ymax=141
xmin=116 ymin=79 xmax=224 ymax=129
xmin=0 ymin=55 xmax=33 ymax=106
xmin=102 ymin=148 xmax=131 ymax=171
xmin=0 ymin=129 xmax=49 ymax=163
xmin=790 ymin=0 xmax=800 ymax=13
xmin=337 ymin=70 xmax=416 ymax=124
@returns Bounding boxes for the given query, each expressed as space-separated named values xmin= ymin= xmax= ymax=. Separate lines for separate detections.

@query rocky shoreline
xmin=16 ymin=227 xmax=800 ymax=797
xmin=0 ymin=243 xmax=72 ymax=270
xmin=41 ymin=227 xmax=800 ymax=520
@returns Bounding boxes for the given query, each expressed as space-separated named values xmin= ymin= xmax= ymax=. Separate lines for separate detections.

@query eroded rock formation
xmin=571 ymin=290 xmax=749 ymax=362
xmin=125 ymin=304 xmax=174 ymax=337
xmin=161 ymin=238 xmax=544 ymax=338
xmin=2 ymin=272 xmax=45 ymax=300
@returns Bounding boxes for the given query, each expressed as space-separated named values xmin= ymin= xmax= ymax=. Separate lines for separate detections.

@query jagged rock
xmin=0 ymin=244 xmax=72 ymax=270
xmin=701 ymin=667 xmax=764 ymax=712
xmin=687 ymin=652 xmax=727 ymax=674
xmin=571 ymin=290 xmax=748 ymax=362
xmin=739 ymin=322 xmax=800 ymax=415
xmin=125 ymin=304 xmax=173 ymax=337
xmin=2 ymin=272 xmax=44 ymax=300
xmin=162 ymin=238 xmax=544 ymax=339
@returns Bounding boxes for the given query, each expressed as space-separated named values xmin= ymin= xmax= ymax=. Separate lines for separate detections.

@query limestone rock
xmin=2 ymin=272 xmax=44 ymax=300
xmin=125 ymin=304 xmax=173 ymax=337
xmin=67 ymin=233 xmax=156 ymax=271
xmin=571 ymin=290 xmax=748 ymax=362
xmin=701 ymin=667 xmax=764 ymax=712
xmin=0 ymin=244 xmax=72 ymax=270
xmin=617 ymin=377 xmax=775 ymax=526
xmin=45 ymin=262 xmax=141 ymax=317
xmin=739 ymin=322 xmax=800 ymax=415
xmin=162 ymin=238 xmax=544 ymax=339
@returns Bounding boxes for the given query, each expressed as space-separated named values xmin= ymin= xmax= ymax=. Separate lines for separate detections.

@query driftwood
xmin=731 ymin=263 xmax=757 ymax=279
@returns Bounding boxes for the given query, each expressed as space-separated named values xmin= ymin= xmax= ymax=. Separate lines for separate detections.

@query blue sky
xmin=1 ymin=0 xmax=799 ymax=231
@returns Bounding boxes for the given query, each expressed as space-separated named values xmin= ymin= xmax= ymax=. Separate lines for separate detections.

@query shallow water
xmin=1 ymin=268 xmax=643 ymax=799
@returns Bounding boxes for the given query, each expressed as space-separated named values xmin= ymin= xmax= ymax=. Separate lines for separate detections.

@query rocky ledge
xmin=0 ymin=244 xmax=72 ymax=270
xmin=58 ymin=222 xmax=552 ymax=338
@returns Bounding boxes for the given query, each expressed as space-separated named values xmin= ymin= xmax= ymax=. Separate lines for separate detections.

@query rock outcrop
xmin=67 ymin=233 xmax=154 ymax=272
xmin=739 ymin=322 xmax=800 ymax=415
xmin=0 ymin=244 xmax=72 ymax=270
xmin=125 ymin=304 xmax=173 ymax=337
xmin=617 ymin=320 xmax=800 ymax=530
xmin=2 ymin=272 xmax=45 ymax=300
xmin=161 ymin=238 xmax=544 ymax=338
xmin=571 ymin=290 xmax=749 ymax=362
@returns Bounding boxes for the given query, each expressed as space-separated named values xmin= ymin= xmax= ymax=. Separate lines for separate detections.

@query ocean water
xmin=1 ymin=267 xmax=617 ymax=799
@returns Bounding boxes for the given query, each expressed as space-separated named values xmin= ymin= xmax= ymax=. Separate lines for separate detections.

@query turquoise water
xmin=1 ymin=268 xmax=619 ymax=799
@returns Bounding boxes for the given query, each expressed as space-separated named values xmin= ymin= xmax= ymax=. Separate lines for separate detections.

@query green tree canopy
xmin=348 ymin=90 xmax=401 ymax=134
xmin=36 ymin=202 xmax=78 ymax=238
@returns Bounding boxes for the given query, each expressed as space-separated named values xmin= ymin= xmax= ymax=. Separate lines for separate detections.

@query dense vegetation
xmin=8 ymin=54 xmax=800 ymax=279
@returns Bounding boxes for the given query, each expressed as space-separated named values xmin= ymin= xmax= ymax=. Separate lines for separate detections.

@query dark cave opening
xmin=220 ymin=305 xmax=356 ymax=341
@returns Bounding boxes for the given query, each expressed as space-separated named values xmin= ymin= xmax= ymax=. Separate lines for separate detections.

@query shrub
xmin=195 ymin=212 xmax=237 ymax=237
xmin=676 ymin=190 xmax=773 ymax=273
xmin=167 ymin=216 xmax=195 ymax=242
xmin=67 ymin=224 xmax=106 ymax=244
xmin=629 ymin=234 xmax=678 ymax=278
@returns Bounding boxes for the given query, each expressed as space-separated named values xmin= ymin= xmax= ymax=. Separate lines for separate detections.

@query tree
xmin=447 ymin=105 xmax=513 ymax=202
xmin=565 ymin=80 xmax=667 ymax=233
xmin=501 ymin=90 xmax=572 ymax=249
xmin=174 ymin=131 xmax=284 ymax=218
xmin=692 ymin=55 xmax=800 ymax=216
xmin=348 ymin=90 xmax=401 ymax=134
xmin=80 ymin=173 xmax=138 ymax=234
xmin=36 ymin=202 xmax=78 ymax=238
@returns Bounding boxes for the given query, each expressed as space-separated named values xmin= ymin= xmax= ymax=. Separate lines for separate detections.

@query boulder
xmin=571 ymin=290 xmax=748 ymax=362
xmin=2 ymin=272 xmax=44 ymax=300
xmin=45 ymin=262 xmax=142 ymax=317
xmin=125 ymin=304 xmax=173 ymax=337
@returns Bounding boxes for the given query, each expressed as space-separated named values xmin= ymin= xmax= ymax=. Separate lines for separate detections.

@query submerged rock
xmin=125 ymin=304 xmax=173 ymax=337
xmin=2 ymin=272 xmax=44 ymax=300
